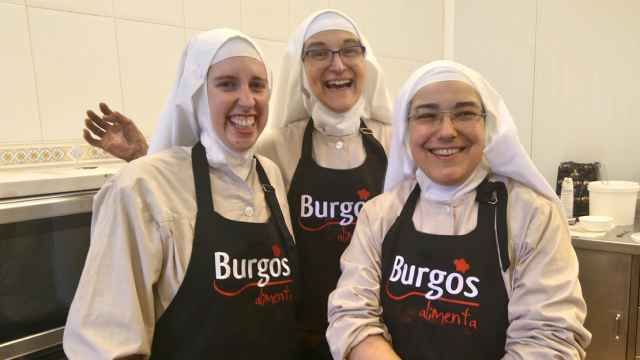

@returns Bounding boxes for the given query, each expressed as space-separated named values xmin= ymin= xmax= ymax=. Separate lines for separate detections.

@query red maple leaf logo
xmin=453 ymin=258 xmax=470 ymax=273
xmin=272 ymin=244 xmax=282 ymax=257
xmin=356 ymin=188 xmax=371 ymax=201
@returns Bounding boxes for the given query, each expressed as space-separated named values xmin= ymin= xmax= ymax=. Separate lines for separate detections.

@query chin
xmin=426 ymin=170 xmax=467 ymax=187
xmin=327 ymin=100 xmax=357 ymax=113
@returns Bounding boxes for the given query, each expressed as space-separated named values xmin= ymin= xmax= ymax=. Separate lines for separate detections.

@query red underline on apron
xmin=385 ymin=282 xmax=480 ymax=307
xmin=213 ymin=279 xmax=294 ymax=297
xmin=298 ymin=218 xmax=340 ymax=232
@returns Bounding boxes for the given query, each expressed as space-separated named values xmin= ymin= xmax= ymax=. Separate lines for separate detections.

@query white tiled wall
xmin=1 ymin=0 xmax=444 ymax=154
xmin=330 ymin=0 xmax=443 ymax=61
xmin=3 ymin=0 xmax=636 ymax=186
xmin=29 ymin=7 xmax=122 ymax=141
xmin=27 ymin=0 xmax=113 ymax=16
xmin=289 ymin=0 xmax=328 ymax=33
xmin=116 ymin=20 xmax=185 ymax=136
xmin=113 ymin=0 xmax=183 ymax=26
xmin=183 ymin=0 xmax=242 ymax=31
xmin=454 ymin=0 xmax=537 ymax=154
xmin=243 ymin=0 xmax=290 ymax=42
xmin=453 ymin=0 xmax=640 ymax=186
xmin=0 ymin=3 xmax=40 ymax=143
xmin=532 ymin=0 xmax=640 ymax=185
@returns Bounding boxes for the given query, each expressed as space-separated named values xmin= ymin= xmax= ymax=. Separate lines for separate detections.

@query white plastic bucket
xmin=588 ymin=181 xmax=640 ymax=226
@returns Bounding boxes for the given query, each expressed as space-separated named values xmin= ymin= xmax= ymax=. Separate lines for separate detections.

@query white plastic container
xmin=588 ymin=181 xmax=640 ymax=226
xmin=560 ymin=177 xmax=574 ymax=218
xmin=578 ymin=215 xmax=614 ymax=232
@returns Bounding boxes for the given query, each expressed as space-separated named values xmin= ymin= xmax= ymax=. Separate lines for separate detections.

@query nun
xmin=326 ymin=61 xmax=591 ymax=360
xmin=64 ymin=29 xmax=299 ymax=359
xmin=257 ymin=9 xmax=392 ymax=358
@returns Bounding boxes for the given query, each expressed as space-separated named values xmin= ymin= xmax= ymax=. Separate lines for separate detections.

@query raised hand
xmin=83 ymin=102 xmax=149 ymax=162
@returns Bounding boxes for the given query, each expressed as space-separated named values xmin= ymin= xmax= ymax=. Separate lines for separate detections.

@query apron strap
xmin=302 ymin=118 xmax=388 ymax=165
xmin=192 ymin=142 xmax=214 ymax=213
xmin=300 ymin=119 xmax=315 ymax=161
xmin=359 ymin=119 xmax=387 ymax=164
xmin=254 ymin=159 xmax=296 ymax=251
xmin=401 ymin=184 xmax=422 ymax=223
xmin=477 ymin=179 xmax=510 ymax=272
xmin=254 ymin=158 xmax=300 ymax=308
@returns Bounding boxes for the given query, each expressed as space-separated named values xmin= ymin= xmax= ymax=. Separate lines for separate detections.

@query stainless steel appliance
xmin=0 ymin=190 xmax=95 ymax=360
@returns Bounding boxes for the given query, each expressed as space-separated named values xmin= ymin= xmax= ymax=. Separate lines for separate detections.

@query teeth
xmin=326 ymin=79 xmax=352 ymax=88
xmin=431 ymin=148 xmax=461 ymax=156
xmin=229 ymin=115 xmax=255 ymax=128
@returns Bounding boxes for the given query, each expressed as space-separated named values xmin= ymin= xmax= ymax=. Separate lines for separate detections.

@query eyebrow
xmin=212 ymin=75 xmax=237 ymax=82
xmin=251 ymin=76 xmax=268 ymax=83
xmin=212 ymin=75 xmax=268 ymax=84
xmin=304 ymin=38 xmax=361 ymax=49
xmin=413 ymin=101 xmax=482 ymax=111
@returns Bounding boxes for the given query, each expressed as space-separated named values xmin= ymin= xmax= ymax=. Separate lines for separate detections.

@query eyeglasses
xmin=407 ymin=109 xmax=486 ymax=128
xmin=301 ymin=45 xmax=366 ymax=63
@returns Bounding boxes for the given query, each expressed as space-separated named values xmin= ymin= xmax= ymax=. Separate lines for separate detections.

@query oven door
xmin=0 ymin=191 xmax=95 ymax=359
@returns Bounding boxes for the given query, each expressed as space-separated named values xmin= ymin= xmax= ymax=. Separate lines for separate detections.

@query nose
xmin=436 ymin=114 xmax=458 ymax=139
xmin=237 ymin=84 xmax=256 ymax=107
xmin=328 ymin=52 xmax=346 ymax=72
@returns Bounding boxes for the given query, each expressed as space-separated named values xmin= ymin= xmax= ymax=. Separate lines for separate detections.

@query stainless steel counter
xmin=572 ymin=223 xmax=640 ymax=360
xmin=572 ymin=225 xmax=640 ymax=255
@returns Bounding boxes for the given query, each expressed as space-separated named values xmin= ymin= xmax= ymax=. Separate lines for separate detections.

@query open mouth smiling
xmin=228 ymin=114 xmax=256 ymax=129
xmin=428 ymin=147 xmax=466 ymax=158
xmin=324 ymin=79 xmax=353 ymax=89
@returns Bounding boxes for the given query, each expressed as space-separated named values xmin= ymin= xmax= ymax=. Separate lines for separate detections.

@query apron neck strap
xmin=301 ymin=118 xmax=382 ymax=161
xmin=254 ymin=159 xmax=296 ymax=250
xmin=192 ymin=142 xmax=214 ymax=213
xmin=477 ymin=178 xmax=510 ymax=272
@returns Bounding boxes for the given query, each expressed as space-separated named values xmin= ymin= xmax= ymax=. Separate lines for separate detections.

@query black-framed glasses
xmin=407 ymin=109 xmax=486 ymax=128
xmin=301 ymin=45 xmax=366 ymax=63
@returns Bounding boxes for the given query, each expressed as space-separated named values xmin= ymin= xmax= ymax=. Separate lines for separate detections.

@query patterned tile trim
xmin=0 ymin=143 xmax=115 ymax=167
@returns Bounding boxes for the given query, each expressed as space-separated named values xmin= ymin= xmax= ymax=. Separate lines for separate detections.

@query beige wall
xmin=454 ymin=0 xmax=640 ymax=186
xmin=2 ymin=0 xmax=638 ymax=187
xmin=0 ymin=0 xmax=442 ymax=149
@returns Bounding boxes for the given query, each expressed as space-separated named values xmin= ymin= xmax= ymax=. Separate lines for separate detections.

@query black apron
xmin=288 ymin=119 xmax=387 ymax=358
xmin=150 ymin=142 xmax=298 ymax=359
xmin=381 ymin=179 xmax=510 ymax=360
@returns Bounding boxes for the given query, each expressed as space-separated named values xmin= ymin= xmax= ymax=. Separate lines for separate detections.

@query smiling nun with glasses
xmin=63 ymin=29 xmax=300 ymax=359
xmin=256 ymin=9 xmax=393 ymax=359
xmin=326 ymin=61 xmax=591 ymax=360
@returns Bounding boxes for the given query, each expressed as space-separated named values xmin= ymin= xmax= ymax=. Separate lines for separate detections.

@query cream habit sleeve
xmin=63 ymin=176 xmax=165 ymax=360
xmin=502 ymin=186 xmax=591 ymax=359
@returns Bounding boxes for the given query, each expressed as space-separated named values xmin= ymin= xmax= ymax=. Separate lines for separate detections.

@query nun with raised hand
xmin=256 ymin=9 xmax=392 ymax=358
xmin=326 ymin=60 xmax=591 ymax=360
xmin=79 ymin=9 xmax=393 ymax=358
xmin=64 ymin=29 xmax=299 ymax=359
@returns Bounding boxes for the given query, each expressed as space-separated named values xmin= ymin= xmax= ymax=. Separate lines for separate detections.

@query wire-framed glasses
xmin=407 ymin=109 xmax=486 ymax=128
xmin=301 ymin=45 xmax=366 ymax=63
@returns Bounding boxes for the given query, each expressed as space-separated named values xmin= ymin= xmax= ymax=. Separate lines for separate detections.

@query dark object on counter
xmin=555 ymin=161 xmax=601 ymax=217
xmin=616 ymin=230 xmax=631 ymax=238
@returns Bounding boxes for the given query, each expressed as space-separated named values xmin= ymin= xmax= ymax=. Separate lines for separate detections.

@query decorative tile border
xmin=0 ymin=143 xmax=115 ymax=167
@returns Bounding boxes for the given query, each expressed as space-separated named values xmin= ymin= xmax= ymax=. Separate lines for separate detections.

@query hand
xmin=83 ymin=103 xmax=149 ymax=162
xmin=348 ymin=335 xmax=401 ymax=360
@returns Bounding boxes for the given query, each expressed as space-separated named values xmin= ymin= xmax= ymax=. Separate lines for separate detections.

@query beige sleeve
xmin=327 ymin=195 xmax=395 ymax=360
xmin=63 ymin=176 xmax=165 ymax=360
xmin=503 ymin=186 xmax=591 ymax=359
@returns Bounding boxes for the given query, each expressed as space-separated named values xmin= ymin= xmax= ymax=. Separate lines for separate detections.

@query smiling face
xmin=207 ymin=56 xmax=269 ymax=152
xmin=408 ymin=80 xmax=485 ymax=186
xmin=302 ymin=30 xmax=366 ymax=113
